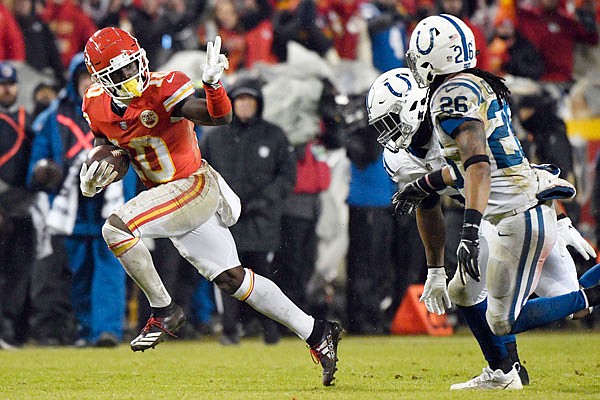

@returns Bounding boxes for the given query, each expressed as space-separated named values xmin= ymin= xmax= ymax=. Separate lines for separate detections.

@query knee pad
xmin=232 ymin=268 xmax=255 ymax=301
xmin=102 ymin=221 xmax=139 ymax=257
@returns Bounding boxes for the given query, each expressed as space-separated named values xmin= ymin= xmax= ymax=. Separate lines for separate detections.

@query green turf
xmin=2 ymin=330 xmax=599 ymax=399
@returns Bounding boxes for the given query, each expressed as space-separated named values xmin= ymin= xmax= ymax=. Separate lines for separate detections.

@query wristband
xmin=415 ymin=169 xmax=447 ymax=194
xmin=203 ymin=82 xmax=232 ymax=118
xmin=463 ymin=208 xmax=483 ymax=226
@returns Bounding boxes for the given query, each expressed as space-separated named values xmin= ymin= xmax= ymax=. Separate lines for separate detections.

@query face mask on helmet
xmin=84 ymin=27 xmax=150 ymax=100
xmin=366 ymin=67 xmax=428 ymax=153
xmin=406 ymin=14 xmax=477 ymax=88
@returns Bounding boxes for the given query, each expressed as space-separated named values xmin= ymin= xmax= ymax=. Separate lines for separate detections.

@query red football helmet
xmin=84 ymin=27 xmax=150 ymax=100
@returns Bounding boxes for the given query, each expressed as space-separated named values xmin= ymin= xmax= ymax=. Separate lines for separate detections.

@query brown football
xmin=85 ymin=144 xmax=130 ymax=182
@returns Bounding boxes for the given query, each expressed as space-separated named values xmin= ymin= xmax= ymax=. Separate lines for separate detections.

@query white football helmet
xmin=406 ymin=14 xmax=477 ymax=88
xmin=366 ymin=68 xmax=428 ymax=152
xmin=84 ymin=27 xmax=150 ymax=100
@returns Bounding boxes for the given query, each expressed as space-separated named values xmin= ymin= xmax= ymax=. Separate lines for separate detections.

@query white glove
xmin=419 ymin=267 xmax=452 ymax=315
xmin=202 ymin=36 xmax=229 ymax=84
xmin=79 ymin=160 xmax=118 ymax=197
xmin=557 ymin=216 xmax=597 ymax=260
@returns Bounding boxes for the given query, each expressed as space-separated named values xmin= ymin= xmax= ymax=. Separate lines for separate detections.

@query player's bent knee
xmin=102 ymin=216 xmax=135 ymax=247
xmin=214 ymin=266 xmax=245 ymax=295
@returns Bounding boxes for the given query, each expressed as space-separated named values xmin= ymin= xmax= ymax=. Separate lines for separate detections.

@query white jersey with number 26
xmin=429 ymin=72 xmax=539 ymax=221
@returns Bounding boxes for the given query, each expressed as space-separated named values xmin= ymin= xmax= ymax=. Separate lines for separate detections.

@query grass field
xmin=2 ymin=330 xmax=600 ymax=400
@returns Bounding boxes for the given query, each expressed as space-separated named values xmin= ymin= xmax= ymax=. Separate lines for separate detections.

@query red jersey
xmin=82 ymin=71 xmax=202 ymax=188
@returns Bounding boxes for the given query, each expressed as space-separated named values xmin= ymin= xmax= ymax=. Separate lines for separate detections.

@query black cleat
xmin=309 ymin=321 xmax=342 ymax=386
xmin=517 ymin=362 xmax=529 ymax=385
xmin=130 ymin=304 xmax=186 ymax=352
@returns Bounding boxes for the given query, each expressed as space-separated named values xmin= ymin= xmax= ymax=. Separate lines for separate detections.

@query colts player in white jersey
xmin=370 ymin=32 xmax=600 ymax=389
xmin=367 ymin=67 xmax=600 ymax=390
xmin=401 ymin=14 xmax=600 ymax=388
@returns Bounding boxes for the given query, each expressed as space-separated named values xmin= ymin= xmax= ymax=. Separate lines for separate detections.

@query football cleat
xmin=130 ymin=304 xmax=186 ymax=352
xmin=309 ymin=320 xmax=342 ymax=386
xmin=517 ymin=362 xmax=529 ymax=386
xmin=450 ymin=363 xmax=523 ymax=390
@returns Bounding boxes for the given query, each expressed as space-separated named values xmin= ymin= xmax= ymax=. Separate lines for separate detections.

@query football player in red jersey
xmin=79 ymin=27 xmax=342 ymax=386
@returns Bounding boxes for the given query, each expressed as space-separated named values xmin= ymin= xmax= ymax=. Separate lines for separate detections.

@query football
xmin=85 ymin=144 xmax=130 ymax=182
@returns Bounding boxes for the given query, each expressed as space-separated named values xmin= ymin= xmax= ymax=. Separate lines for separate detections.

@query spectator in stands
xmin=360 ymin=0 xmax=411 ymax=72
xmin=41 ymin=0 xmax=98 ymax=69
xmin=201 ymin=78 xmax=297 ymax=345
xmin=27 ymin=53 xmax=137 ymax=347
xmin=436 ymin=0 xmax=490 ymax=70
xmin=197 ymin=0 xmax=246 ymax=73
xmin=31 ymin=83 xmax=59 ymax=120
xmin=517 ymin=0 xmax=598 ymax=84
xmin=271 ymin=0 xmax=335 ymax=62
xmin=0 ymin=62 xmax=35 ymax=348
xmin=344 ymin=101 xmax=396 ymax=334
xmin=317 ymin=0 xmax=366 ymax=61
xmin=13 ymin=0 xmax=66 ymax=87
xmin=127 ymin=0 xmax=196 ymax=68
xmin=275 ymin=139 xmax=331 ymax=320
xmin=0 ymin=2 xmax=26 ymax=61
xmin=238 ymin=0 xmax=278 ymax=68
xmin=487 ymin=8 xmax=544 ymax=79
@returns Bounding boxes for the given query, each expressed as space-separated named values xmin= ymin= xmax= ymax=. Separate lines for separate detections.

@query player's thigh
xmin=170 ymin=214 xmax=241 ymax=281
xmin=114 ymin=170 xmax=219 ymax=238
xmin=486 ymin=206 xmax=556 ymax=326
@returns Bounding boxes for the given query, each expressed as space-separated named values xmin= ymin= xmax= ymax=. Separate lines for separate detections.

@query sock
xmin=504 ymin=340 xmax=519 ymax=363
xmin=152 ymin=302 xmax=175 ymax=318
xmin=511 ymin=290 xmax=588 ymax=334
xmin=458 ymin=301 xmax=512 ymax=373
xmin=306 ymin=320 xmax=325 ymax=347
xmin=103 ymin=224 xmax=171 ymax=308
xmin=234 ymin=269 xmax=314 ymax=340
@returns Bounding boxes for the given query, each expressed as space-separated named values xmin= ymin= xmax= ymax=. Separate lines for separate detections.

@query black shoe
xmin=96 ymin=332 xmax=119 ymax=348
xmin=309 ymin=321 xmax=342 ymax=386
xmin=130 ymin=304 xmax=186 ymax=352
xmin=517 ymin=362 xmax=529 ymax=385
xmin=219 ymin=333 xmax=240 ymax=346
xmin=262 ymin=321 xmax=280 ymax=345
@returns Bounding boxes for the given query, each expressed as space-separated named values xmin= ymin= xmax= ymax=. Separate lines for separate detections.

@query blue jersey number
xmin=487 ymin=99 xmax=525 ymax=169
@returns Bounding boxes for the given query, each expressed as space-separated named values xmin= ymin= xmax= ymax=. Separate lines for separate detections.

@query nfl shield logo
xmin=119 ymin=121 xmax=127 ymax=130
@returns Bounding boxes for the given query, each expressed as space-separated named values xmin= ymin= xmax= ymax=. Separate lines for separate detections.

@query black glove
xmin=457 ymin=224 xmax=480 ymax=284
xmin=391 ymin=180 xmax=429 ymax=215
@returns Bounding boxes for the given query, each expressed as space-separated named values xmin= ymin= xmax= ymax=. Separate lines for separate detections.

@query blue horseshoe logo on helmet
xmin=416 ymin=28 xmax=436 ymax=55
xmin=384 ymin=74 xmax=412 ymax=97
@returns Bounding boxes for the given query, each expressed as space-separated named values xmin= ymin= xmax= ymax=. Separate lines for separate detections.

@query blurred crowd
xmin=1 ymin=0 xmax=600 ymax=349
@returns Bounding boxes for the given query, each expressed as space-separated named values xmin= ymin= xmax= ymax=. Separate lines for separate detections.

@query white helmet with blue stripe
xmin=406 ymin=14 xmax=477 ymax=88
xmin=366 ymin=68 xmax=428 ymax=152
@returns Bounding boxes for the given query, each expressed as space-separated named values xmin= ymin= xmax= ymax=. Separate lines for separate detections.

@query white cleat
xmin=450 ymin=363 xmax=523 ymax=390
